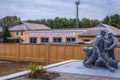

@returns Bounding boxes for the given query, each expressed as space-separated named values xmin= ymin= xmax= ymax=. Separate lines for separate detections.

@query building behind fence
xmin=0 ymin=43 xmax=120 ymax=64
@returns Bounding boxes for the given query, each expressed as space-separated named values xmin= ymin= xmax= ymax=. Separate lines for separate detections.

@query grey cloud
xmin=0 ymin=0 xmax=120 ymax=20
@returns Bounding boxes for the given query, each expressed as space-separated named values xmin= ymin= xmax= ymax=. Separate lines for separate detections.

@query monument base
xmin=48 ymin=60 xmax=120 ymax=78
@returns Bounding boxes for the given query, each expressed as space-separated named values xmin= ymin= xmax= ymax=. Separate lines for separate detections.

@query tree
xmin=102 ymin=16 xmax=110 ymax=25
xmin=102 ymin=14 xmax=120 ymax=29
xmin=110 ymin=14 xmax=120 ymax=29
xmin=25 ymin=17 xmax=100 ymax=29
xmin=91 ymin=19 xmax=100 ymax=27
xmin=0 ymin=16 xmax=20 ymax=42
xmin=2 ymin=27 xmax=11 ymax=42
xmin=0 ymin=16 xmax=21 ymax=28
xmin=81 ymin=18 xmax=92 ymax=28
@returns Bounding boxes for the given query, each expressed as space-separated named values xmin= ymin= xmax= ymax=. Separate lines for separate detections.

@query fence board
xmin=32 ymin=45 xmax=39 ymax=61
xmin=65 ymin=45 xmax=73 ymax=60
xmin=49 ymin=45 xmax=57 ymax=63
xmin=0 ymin=44 xmax=5 ymax=58
xmin=39 ymin=45 xmax=46 ymax=62
xmin=57 ymin=45 xmax=65 ymax=62
xmin=115 ymin=46 xmax=120 ymax=61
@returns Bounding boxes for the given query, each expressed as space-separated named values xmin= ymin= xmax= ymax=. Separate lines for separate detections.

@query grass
xmin=0 ymin=61 xmax=45 ymax=77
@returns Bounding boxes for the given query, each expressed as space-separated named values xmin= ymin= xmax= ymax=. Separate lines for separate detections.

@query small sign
xmin=30 ymin=32 xmax=76 ymax=37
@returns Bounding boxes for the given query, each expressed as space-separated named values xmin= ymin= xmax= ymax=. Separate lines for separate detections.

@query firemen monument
xmin=48 ymin=30 xmax=120 ymax=79
xmin=83 ymin=30 xmax=118 ymax=72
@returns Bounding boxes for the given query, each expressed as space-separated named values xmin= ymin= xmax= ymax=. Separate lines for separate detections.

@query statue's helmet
xmin=100 ymin=29 xmax=106 ymax=36
xmin=108 ymin=31 xmax=113 ymax=38
xmin=108 ymin=31 xmax=113 ymax=35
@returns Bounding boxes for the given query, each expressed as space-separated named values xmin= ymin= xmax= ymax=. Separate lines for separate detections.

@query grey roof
xmin=9 ymin=22 xmax=51 ymax=31
xmin=9 ymin=24 xmax=27 ymax=31
xmin=27 ymin=28 xmax=87 ymax=33
xmin=79 ymin=23 xmax=120 ymax=36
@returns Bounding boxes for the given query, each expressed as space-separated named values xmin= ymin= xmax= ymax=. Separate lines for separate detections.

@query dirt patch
xmin=28 ymin=72 xmax=60 ymax=80
xmin=0 ymin=61 xmax=45 ymax=77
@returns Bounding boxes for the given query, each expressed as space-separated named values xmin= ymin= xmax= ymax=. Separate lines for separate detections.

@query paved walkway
xmin=11 ymin=72 xmax=120 ymax=80
xmin=48 ymin=60 xmax=120 ymax=79
xmin=52 ymin=72 xmax=120 ymax=80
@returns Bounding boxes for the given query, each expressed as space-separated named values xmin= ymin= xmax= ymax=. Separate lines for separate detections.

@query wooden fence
xmin=0 ymin=43 xmax=120 ymax=64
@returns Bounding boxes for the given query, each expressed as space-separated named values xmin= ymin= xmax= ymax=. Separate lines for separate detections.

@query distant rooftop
xmin=9 ymin=22 xmax=51 ymax=31
xmin=78 ymin=23 xmax=120 ymax=36
xmin=27 ymin=28 xmax=88 ymax=32
xmin=9 ymin=22 xmax=120 ymax=36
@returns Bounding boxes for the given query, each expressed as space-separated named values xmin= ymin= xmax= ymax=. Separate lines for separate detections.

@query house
xmin=78 ymin=23 xmax=120 ymax=42
xmin=8 ymin=22 xmax=120 ymax=44
xmin=9 ymin=22 xmax=86 ymax=43
xmin=9 ymin=22 xmax=51 ymax=43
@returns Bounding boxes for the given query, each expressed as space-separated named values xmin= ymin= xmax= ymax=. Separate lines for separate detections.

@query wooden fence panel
xmin=11 ymin=44 xmax=18 ymax=60
xmin=65 ymin=45 xmax=74 ymax=60
xmin=80 ymin=45 xmax=85 ymax=60
xmin=0 ymin=43 xmax=120 ymax=64
xmin=73 ymin=45 xmax=83 ymax=60
xmin=0 ymin=44 xmax=5 ymax=59
xmin=32 ymin=44 xmax=39 ymax=61
xmin=25 ymin=44 xmax=32 ymax=61
xmin=49 ymin=45 xmax=57 ymax=63
xmin=115 ymin=46 xmax=120 ymax=61
xmin=5 ymin=44 xmax=11 ymax=58
xmin=0 ymin=44 xmax=18 ymax=60
xmin=56 ymin=45 xmax=65 ymax=62
xmin=19 ymin=44 xmax=27 ymax=61
xmin=39 ymin=45 xmax=46 ymax=62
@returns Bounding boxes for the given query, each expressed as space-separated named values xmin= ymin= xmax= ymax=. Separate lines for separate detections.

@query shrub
xmin=28 ymin=63 xmax=46 ymax=75
xmin=28 ymin=63 xmax=59 ymax=80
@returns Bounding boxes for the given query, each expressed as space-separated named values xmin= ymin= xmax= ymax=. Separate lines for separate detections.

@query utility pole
xmin=75 ymin=0 xmax=80 ymax=28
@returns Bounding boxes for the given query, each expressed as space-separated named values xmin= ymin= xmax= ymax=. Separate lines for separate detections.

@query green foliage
xmin=28 ymin=64 xmax=46 ymax=75
xmin=81 ymin=18 xmax=92 ymax=28
xmin=1 ymin=14 xmax=120 ymax=30
xmin=26 ymin=17 xmax=100 ymax=29
xmin=102 ymin=14 xmax=120 ymax=29
xmin=0 ymin=16 xmax=21 ymax=28
xmin=2 ymin=27 xmax=11 ymax=42
xmin=102 ymin=16 xmax=110 ymax=24
xmin=0 ymin=16 xmax=20 ymax=42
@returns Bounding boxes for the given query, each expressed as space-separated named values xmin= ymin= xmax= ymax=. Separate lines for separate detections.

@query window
xmin=21 ymin=32 xmax=23 ymax=36
xmin=30 ymin=37 xmax=37 ymax=43
xmin=53 ymin=37 xmax=62 ymax=43
xmin=16 ymin=32 xmax=18 ymax=36
xmin=41 ymin=37 xmax=49 ymax=43
xmin=66 ymin=37 xmax=76 ymax=43
xmin=0 ymin=37 xmax=3 ymax=42
xmin=83 ymin=39 xmax=90 ymax=42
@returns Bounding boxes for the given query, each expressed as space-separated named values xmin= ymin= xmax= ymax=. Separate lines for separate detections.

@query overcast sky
xmin=0 ymin=0 xmax=120 ymax=20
